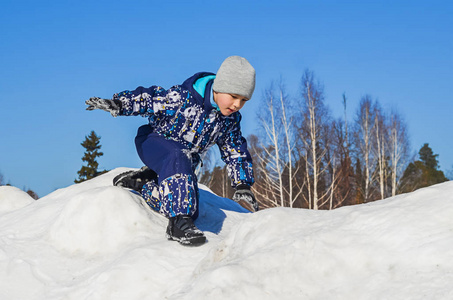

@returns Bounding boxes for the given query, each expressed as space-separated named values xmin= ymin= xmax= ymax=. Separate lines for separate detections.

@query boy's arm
xmin=218 ymin=119 xmax=258 ymax=211
xmin=217 ymin=116 xmax=255 ymax=188
xmin=85 ymin=85 xmax=169 ymax=117
xmin=113 ymin=85 xmax=168 ymax=116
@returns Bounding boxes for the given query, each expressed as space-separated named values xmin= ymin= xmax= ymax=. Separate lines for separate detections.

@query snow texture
xmin=0 ymin=168 xmax=452 ymax=299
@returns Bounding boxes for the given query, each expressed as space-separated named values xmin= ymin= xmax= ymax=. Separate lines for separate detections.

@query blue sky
xmin=1 ymin=0 xmax=452 ymax=197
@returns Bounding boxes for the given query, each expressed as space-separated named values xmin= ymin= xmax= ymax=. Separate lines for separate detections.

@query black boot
xmin=113 ymin=166 xmax=158 ymax=192
xmin=166 ymin=215 xmax=206 ymax=246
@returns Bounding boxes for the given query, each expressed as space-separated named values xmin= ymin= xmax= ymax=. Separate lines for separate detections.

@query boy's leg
xmin=135 ymin=125 xmax=199 ymax=220
xmin=141 ymin=180 xmax=161 ymax=212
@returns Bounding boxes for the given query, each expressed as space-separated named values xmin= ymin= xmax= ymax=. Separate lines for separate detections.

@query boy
xmin=85 ymin=56 xmax=258 ymax=246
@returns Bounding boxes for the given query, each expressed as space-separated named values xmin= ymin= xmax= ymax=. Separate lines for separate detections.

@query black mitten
xmin=233 ymin=184 xmax=259 ymax=212
xmin=85 ymin=97 xmax=122 ymax=117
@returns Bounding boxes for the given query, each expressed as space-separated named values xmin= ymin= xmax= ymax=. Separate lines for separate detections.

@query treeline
xmin=200 ymin=69 xmax=449 ymax=210
xmin=3 ymin=75 xmax=449 ymax=206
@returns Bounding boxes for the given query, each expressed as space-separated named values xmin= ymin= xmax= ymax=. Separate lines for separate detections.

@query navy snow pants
xmin=135 ymin=124 xmax=199 ymax=220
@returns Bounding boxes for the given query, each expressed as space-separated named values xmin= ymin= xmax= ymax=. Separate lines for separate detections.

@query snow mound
xmin=48 ymin=186 xmax=160 ymax=255
xmin=189 ymin=187 xmax=453 ymax=299
xmin=0 ymin=169 xmax=452 ymax=300
xmin=0 ymin=185 xmax=35 ymax=213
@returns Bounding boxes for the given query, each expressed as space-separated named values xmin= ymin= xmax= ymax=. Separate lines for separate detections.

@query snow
xmin=0 ymin=168 xmax=452 ymax=300
xmin=0 ymin=186 xmax=35 ymax=213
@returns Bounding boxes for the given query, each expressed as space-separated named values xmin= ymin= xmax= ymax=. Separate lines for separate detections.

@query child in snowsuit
xmin=85 ymin=56 xmax=258 ymax=245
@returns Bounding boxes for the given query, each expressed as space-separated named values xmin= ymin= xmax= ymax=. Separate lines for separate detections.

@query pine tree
xmin=400 ymin=143 xmax=448 ymax=192
xmin=75 ymin=131 xmax=107 ymax=183
xmin=419 ymin=143 xmax=439 ymax=169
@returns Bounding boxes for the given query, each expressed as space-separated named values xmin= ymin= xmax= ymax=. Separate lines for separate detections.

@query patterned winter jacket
xmin=113 ymin=72 xmax=254 ymax=188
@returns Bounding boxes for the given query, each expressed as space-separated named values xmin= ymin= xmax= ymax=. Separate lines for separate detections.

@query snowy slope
xmin=0 ymin=168 xmax=452 ymax=300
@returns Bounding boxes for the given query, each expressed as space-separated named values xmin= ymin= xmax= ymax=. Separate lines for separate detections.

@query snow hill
xmin=0 ymin=168 xmax=452 ymax=300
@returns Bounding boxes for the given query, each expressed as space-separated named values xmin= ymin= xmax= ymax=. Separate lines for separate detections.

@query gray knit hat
xmin=213 ymin=56 xmax=256 ymax=99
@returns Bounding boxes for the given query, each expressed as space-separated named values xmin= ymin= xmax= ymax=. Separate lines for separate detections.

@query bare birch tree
xmin=354 ymin=95 xmax=378 ymax=202
xmin=299 ymin=70 xmax=331 ymax=210
xmin=319 ymin=120 xmax=339 ymax=210
xmin=328 ymin=118 xmax=354 ymax=208
xmin=279 ymin=83 xmax=297 ymax=207
xmin=373 ymin=103 xmax=388 ymax=200
xmin=255 ymin=85 xmax=285 ymax=206
xmin=253 ymin=81 xmax=299 ymax=207
xmin=277 ymin=81 xmax=303 ymax=207
xmin=388 ymin=110 xmax=410 ymax=196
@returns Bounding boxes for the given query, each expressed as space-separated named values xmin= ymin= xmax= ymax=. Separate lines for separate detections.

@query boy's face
xmin=213 ymin=92 xmax=249 ymax=116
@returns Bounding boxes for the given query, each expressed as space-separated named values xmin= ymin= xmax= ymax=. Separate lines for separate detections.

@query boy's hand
xmin=85 ymin=97 xmax=122 ymax=117
xmin=233 ymin=185 xmax=259 ymax=212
